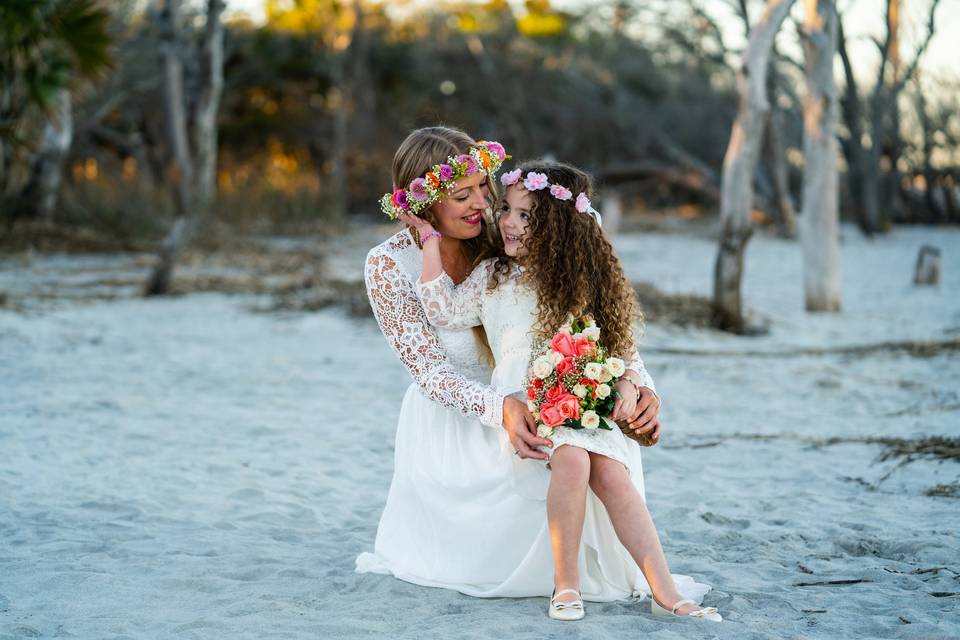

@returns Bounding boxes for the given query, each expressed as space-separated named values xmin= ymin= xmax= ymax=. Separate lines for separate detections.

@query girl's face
xmin=498 ymin=185 xmax=533 ymax=258
xmin=429 ymin=172 xmax=490 ymax=240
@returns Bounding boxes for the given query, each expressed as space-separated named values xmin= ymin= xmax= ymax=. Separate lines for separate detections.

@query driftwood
xmin=913 ymin=245 xmax=941 ymax=286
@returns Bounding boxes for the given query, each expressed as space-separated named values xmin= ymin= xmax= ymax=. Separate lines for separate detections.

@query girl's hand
xmin=611 ymin=378 xmax=639 ymax=421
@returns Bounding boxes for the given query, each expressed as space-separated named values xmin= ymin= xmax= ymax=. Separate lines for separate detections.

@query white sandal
xmin=651 ymin=597 xmax=722 ymax=622
xmin=548 ymin=588 xmax=585 ymax=621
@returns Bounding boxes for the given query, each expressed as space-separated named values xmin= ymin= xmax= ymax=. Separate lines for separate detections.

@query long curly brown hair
xmin=482 ymin=161 xmax=643 ymax=359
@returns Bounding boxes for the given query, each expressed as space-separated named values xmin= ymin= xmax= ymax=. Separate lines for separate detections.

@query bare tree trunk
xmin=763 ymin=51 xmax=797 ymax=237
xmin=714 ymin=0 xmax=795 ymax=333
xmin=17 ymin=88 xmax=73 ymax=223
xmin=147 ymin=0 xmax=195 ymax=296
xmin=601 ymin=188 xmax=623 ymax=237
xmin=146 ymin=0 xmax=224 ymax=296
xmin=837 ymin=18 xmax=874 ymax=234
xmin=191 ymin=0 xmax=225 ymax=215
xmin=800 ymin=0 xmax=841 ymax=312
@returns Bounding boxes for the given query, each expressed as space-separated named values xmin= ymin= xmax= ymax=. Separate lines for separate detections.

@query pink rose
xmin=556 ymin=395 xmax=581 ymax=421
xmin=500 ymin=168 xmax=522 ymax=186
xmin=485 ymin=141 xmax=506 ymax=160
xmin=550 ymin=332 xmax=576 ymax=357
xmin=523 ymin=172 xmax=549 ymax=191
xmin=391 ymin=189 xmax=409 ymax=209
xmin=545 ymin=384 xmax=566 ymax=404
xmin=555 ymin=356 xmax=576 ymax=378
xmin=550 ymin=184 xmax=572 ymax=201
xmin=457 ymin=154 xmax=479 ymax=175
xmin=438 ymin=164 xmax=454 ymax=181
xmin=573 ymin=338 xmax=594 ymax=356
xmin=408 ymin=178 xmax=428 ymax=201
xmin=540 ymin=402 xmax=564 ymax=427
xmin=575 ymin=192 xmax=591 ymax=213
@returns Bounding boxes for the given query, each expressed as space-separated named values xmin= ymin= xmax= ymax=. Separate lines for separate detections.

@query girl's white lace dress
xmin=357 ymin=231 xmax=708 ymax=603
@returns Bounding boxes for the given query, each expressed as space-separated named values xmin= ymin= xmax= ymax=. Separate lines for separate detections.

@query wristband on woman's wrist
xmin=421 ymin=229 xmax=442 ymax=244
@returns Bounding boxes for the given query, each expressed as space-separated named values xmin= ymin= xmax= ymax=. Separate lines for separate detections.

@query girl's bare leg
xmin=587 ymin=452 xmax=700 ymax=615
xmin=546 ymin=444 xmax=591 ymax=604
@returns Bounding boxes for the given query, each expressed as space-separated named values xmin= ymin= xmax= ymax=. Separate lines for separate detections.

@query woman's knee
xmin=588 ymin=456 xmax=633 ymax=499
xmin=551 ymin=445 xmax=591 ymax=484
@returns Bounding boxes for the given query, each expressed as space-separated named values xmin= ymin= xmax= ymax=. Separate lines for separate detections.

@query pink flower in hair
xmin=501 ymin=168 xmax=522 ymax=186
xmin=485 ymin=141 xmax=506 ymax=160
xmin=550 ymin=184 xmax=572 ymax=201
xmin=575 ymin=192 xmax=591 ymax=213
xmin=391 ymin=189 xmax=410 ymax=209
xmin=408 ymin=178 xmax=428 ymax=201
xmin=523 ymin=172 xmax=549 ymax=191
xmin=438 ymin=164 xmax=454 ymax=181
xmin=457 ymin=154 xmax=479 ymax=175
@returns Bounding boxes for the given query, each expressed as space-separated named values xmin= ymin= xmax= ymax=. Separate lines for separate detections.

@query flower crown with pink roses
xmin=500 ymin=169 xmax=602 ymax=227
xmin=380 ymin=140 xmax=510 ymax=220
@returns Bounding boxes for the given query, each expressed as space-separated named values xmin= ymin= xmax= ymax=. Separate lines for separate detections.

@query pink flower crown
xmin=500 ymin=169 xmax=602 ymax=226
xmin=380 ymin=140 xmax=510 ymax=220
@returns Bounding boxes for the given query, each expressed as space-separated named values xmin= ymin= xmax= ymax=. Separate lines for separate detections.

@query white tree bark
xmin=19 ymin=88 xmax=73 ymax=223
xmin=800 ymin=0 xmax=841 ymax=312
xmin=192 ymin=0 xmax=225 ymax=215
xmin=714 ymin=0 xmax=796 ymax=332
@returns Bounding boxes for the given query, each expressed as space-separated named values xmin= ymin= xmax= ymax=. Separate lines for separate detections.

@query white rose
xmin=573 ymin=384 xmax=587 ymax=398
xmin=527 ymin=399 xmax=537 ymax=412
xmin=599 ymin=368 xmax=613 ymax=383
xmin=595 ymin=383 xmax=611 ymax=399
xmin=537 ymin=424 xmax=554 ymax=438
xmin=532 ymin=357 xmax=553 ymax=379
xmin=584 ymin=362 xmax=603 ymax=380
xmin=605 ymin=357 xmax=626 ymax=378
xmin=549 ymin=351 xmax=564 ymax=366
xmin=581 ymin=410 xmax=600 ymax=429
xmin=558 ymin=324 xmax=572 ymax=335
xmin=585 ymin=318 xmax=597 ymax=329
xmin=583 ymin=326 xmax=601 ymax=341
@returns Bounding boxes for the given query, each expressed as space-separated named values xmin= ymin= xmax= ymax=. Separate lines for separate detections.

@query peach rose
xmin=540 ymin=402 xmax=564 ymax=427
xmin=573 ymin=337 xmax=595 ymax=356
xmin=555 ymin=356 xmax=576 ymax=378
xmin=550 ymin=332 xmax=576 ymax=357
xmin=545 ymin=384 xmax=566 ymax=403
xmin=556 ymin=394 xmax=581 ymax=421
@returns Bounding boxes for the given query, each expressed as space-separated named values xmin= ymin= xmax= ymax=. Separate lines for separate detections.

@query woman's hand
xmin=503 ymin=396 xmax=552 ymax=460
xmin=626 ymin=387 xmax=661 ymax=443
xmin=398 ymin=212 xmax=435 ymax=238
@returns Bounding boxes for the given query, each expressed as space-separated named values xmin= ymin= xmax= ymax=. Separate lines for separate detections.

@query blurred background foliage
xmin=1 ymin=0 xmax=957 ymax=244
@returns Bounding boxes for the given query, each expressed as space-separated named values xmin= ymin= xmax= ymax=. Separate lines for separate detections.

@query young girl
xmin=408 ymin=161 xmax=721 ymax=622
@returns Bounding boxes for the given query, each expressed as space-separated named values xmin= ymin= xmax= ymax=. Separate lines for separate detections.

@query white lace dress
xmin=410 ymin=256 xmax=710 ymax=603
xmin=356 ymin=231 xmax=709 ymax=601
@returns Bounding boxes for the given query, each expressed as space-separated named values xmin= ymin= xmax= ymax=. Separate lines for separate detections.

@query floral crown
xmin=380 ymin=140 xmax=510 ymax=220
xmin=500 ymin=168 xmax=602 ymax=226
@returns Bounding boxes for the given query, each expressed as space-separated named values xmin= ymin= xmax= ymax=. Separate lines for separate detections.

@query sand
xmin=0 ymin=224 xmax=957 ymax=639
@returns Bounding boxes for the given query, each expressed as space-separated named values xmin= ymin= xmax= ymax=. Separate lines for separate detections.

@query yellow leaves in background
xmin=265 ymin=0 xmax=357 ymax=48
xmin=219 ymin=140 xmax=318 ymax=195
xmin=517 ymin=0 xmax=567 ymax=38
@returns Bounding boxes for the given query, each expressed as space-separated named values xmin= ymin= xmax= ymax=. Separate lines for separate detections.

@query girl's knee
xmin=588 ymin=456 xmax=632 ymax=498
xmin=551 ymin=445 xmax=591 ymax=482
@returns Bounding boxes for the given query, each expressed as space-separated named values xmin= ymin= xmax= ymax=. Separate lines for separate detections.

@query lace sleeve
xmin=626 ymin=349 xmax=661 ymax=407
xmin=416 ymin=261 xmax=490 ymax=329
xmin=365 ymin=250 xmax=504 ymax=429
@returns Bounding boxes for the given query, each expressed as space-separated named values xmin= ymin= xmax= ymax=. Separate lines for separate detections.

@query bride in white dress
xmin=409 ymin=160 xmax=720 ymax=621
xmin=357 ymin=128 xmax=711 ymax=618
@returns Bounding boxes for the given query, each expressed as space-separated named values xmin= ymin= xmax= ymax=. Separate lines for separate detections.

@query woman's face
xmin=498 ymin=185 xmax=533 ymax=258
xmin=429 ymin=172 xmax=490 ymax=240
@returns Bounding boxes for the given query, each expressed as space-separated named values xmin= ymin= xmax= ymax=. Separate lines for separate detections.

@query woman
xmin=356 ymin=127 xmax=666 ymax=601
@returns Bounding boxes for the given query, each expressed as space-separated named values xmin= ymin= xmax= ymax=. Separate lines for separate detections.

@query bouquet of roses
xmin=525 ymin=316 xmax=627 ymax=438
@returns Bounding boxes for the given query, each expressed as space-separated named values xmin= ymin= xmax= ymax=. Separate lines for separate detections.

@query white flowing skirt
xmin=355 ymin=383 xmax=710 ymax=603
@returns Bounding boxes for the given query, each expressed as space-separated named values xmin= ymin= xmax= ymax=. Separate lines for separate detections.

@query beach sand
xmin=1 ymin=224 xmax=957 ymax=639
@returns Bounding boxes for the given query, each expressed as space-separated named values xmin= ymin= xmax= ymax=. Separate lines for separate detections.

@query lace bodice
xmin=365 ymin=231 xmax=504 ymax=428
xmin=418 ymin=259 xmax=659 ymax=398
